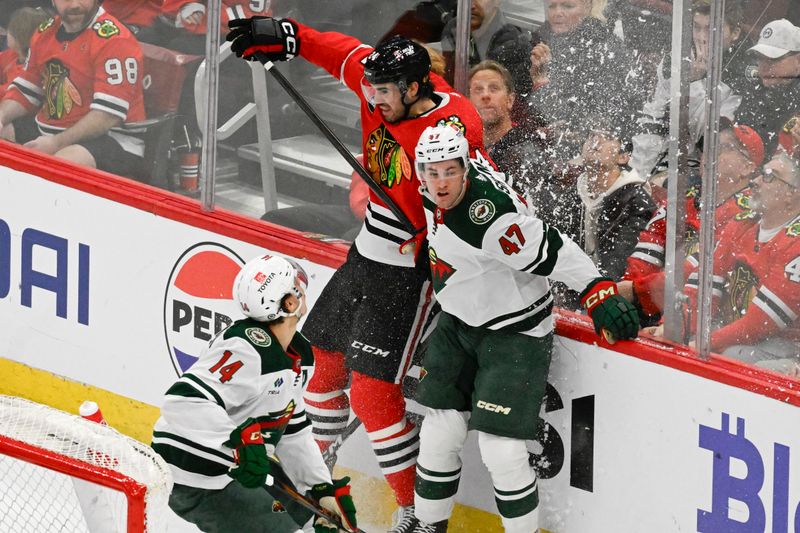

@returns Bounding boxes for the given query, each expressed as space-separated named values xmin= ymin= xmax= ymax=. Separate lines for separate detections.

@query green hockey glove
xmin=581 ymin=278 xmax=640 ymax=343
xmin=310 ymin=477 xmax=357 ymax=532
xmin=224 ymin=418 xmax=270 ymax=488
xmin=226 ymin=16 xmax=299 ymax=61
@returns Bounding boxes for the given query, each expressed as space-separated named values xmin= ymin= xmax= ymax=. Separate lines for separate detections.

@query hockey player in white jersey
xmin=410 ymin=125 xmax=639 ymax=532
xmin=152 ymin=255 xmax=357 ymax=533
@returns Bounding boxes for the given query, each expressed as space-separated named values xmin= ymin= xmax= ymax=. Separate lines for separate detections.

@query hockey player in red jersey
xmin=621 ymin=124 xmax=763 ymax=323
xmin=227 ymin=17 xmax=485 ymax=532
xmin=0 ymin=0 xmax=147 ymax=180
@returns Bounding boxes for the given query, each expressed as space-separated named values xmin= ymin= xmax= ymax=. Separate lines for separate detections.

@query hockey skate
xmin=412 ymin=519 xmax=449 ymax=532
xmin=387 ymin=505 xmax=419 ymax=533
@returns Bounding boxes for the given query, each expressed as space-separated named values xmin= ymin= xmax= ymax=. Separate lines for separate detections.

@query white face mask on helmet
xmin=233 ymin=255 xmax=309 ymax=322
xmin=414 ymin=124 xmax=470 ymax=196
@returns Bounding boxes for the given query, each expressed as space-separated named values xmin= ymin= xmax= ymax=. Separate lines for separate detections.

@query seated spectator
xmin=622 ymin=124 xmax=764 ymax=323
xmin=440 ymin=0 xmax=534 ymax=95
xmin=0 ymin=0 xmax=148 ymax=181
xmin=0 ymin=1 xmax=51 ymax=29
xmin=737 ymin=18 xmax=800 ymax=151
xmin=103 ymin=0 xmax=165 ymax=35
xmin=527 ymin=0 xmax=645 ymax=159
xmin=631 ymin=0 xmax=749 ymax=178
xmin=604 ymin=0 xmax=672 ymax=72
xmin=576 ymin=119 xmax=655 ymax=281
xmin=467 ymin=60 xmax=549 ymax=202
xmin=1 ymin=8 xmax=49 ymax=98
xmin=650 ymin=149 xmax=800 ymax=375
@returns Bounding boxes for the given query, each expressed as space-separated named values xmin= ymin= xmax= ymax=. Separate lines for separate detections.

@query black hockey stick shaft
xmin=265 ymin=457 xmax=365 ymax=533
xmin=321 ymin=417 xmax=362 ymax=469
xmin=255 ymin=55 xmax=420 ymax=235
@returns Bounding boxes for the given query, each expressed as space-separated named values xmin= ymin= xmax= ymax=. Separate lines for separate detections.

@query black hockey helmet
xmin=364 ymin=36 xmax=432 ymax=95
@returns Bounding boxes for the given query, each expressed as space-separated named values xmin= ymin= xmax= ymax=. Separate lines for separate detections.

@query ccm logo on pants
xmin=351 ymin=341 xmax=391 ymax=357
xmin=477 ymin=400 xmax=511 ymax=415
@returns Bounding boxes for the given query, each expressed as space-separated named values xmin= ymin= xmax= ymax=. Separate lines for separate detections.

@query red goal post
xmin=0 ymin=396 xmax=172 ymax=532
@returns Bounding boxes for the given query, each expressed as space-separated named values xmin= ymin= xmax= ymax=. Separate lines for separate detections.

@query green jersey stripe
xmin=495 ymin=480 xmax=537 ymax=497
xmin=531 ymin=227 xmax=564 ymax=277
xmin=481 ymin=291 xmax=552 ymax=330
xmin=417 ymin=463 xmax=462 ymax=478
xmin=152 ymin=442 xmax=231 ymax=477
xmin=152 ymin=430 xmax=233 ymax=462
xmin=165 ymin=381 xmax=206 ymax=400
xmin=183 ymin=373 xmax=226 ymax=409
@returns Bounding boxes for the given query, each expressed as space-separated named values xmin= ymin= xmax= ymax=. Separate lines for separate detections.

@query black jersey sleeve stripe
xmin=367 ymin=203 xmax=410 ymax=232
xmin=152 ymin=430 xmax=234 ymax=462
xmin=364 ymin=217 xmax=406 ymax=244
xmin=151 ymin=442 xmax=231 ymax=476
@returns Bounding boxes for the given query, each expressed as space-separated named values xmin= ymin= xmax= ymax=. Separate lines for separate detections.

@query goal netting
xmin=0 ymin=395 xmax=173 ymax=532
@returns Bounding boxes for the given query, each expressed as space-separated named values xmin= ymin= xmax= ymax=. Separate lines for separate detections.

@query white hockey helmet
xmin=414 ymin=124 xmax=469 ymax=180
xmin=233 ymin=255 xmax=309 ymax=321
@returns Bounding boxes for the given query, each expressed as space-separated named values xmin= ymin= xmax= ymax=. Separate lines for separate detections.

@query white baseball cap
xmin=748 ymin=19 xmax=800 ymax=59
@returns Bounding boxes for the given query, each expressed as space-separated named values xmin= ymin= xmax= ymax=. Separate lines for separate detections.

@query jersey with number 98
xmin=7 ymin=8 xmax=145 ymax=132
xmin=423 ymin=158 xmax=601 ymax=336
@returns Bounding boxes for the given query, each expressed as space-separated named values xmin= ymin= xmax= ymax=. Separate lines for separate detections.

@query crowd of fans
xmin=1 ymin=0 xmax=799 ymax=373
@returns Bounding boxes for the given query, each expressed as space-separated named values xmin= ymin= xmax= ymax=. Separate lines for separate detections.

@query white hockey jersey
xmin=152 ymin=319 xmax=330 ymax=492
xmin=424 ymin=161 xmax=601 ymax=336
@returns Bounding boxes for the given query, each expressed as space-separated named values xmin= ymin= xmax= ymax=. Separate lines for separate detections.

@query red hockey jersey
xmin=7 ymin=9 xmax=146 ymax=148
xmin=161 ymin=0 xmax=272 ymax=34
xmin=104 ymin=0 xmax=166 ymax=28
xmin=0 ymin=49 xmax=22 ymax=98
xmin=684 ymin=214 xmax=800 ymax=352
xmin=295 ymin=21 xmax=485 ymax=267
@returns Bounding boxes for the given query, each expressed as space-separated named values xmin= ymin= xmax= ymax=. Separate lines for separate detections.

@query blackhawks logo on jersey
xmin=732 ymin=191 xmax=756 ymax=221
xmin=93 ymin=19 xmax=121 ymax=39
xmin=435 ymin=115 xmax=465 ymax=135
xmin=365 ymin=124 xmax=412 ymax=188
xmin=43 ymin=60 xmax=82 ymax=119
xmin=429 ymin=247 xmax=455 ymax=292
xmin=38 ymin=18 xmax=55 ymax=32
xmin=787 ymin=217 xmax=800 ymax=237
xmin=722 ymin=261 xmax=758 ymax=325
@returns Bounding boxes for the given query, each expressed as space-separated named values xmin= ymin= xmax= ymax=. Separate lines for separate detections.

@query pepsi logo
xmin=164 ymin=243 xmax=245 ymax=376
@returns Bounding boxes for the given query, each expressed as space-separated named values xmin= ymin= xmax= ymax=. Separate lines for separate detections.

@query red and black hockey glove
xmin=581 ymin=278 xmax=640 ymax=344
xmin=310 ymin=477 xmax=358 ymax=532
xmin=224 ymin=418 xmax=270 ymax=488
xmin=226 ymin=17 xmax=299 ymax=62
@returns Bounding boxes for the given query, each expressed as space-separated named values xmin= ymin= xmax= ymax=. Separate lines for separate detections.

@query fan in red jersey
xmin=0 ymin=0 xmax=147 ymax=180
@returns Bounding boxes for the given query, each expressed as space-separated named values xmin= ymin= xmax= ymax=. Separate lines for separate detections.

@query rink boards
xmin=2 ymin=143 xmax=800 ymax=533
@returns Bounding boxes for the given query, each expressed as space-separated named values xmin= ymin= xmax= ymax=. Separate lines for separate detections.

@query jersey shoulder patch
xmin=93 ymin=19 xmax=121 ymax=39
xmin=223 ymin=319 xmax=295 ymax=375
xmin=787 ymin=216 xmax=800 ymax=237
xmin=38 ymin=18 xmax=55 ymax=33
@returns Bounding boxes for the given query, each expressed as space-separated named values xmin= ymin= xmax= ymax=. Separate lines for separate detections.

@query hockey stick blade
xmin=321 ymin=417 xmax=362 ymax=470
xmin=254 ymin=53 xmax=420 ymax=236
xmin=265 ymin=457 xmax=365 ymax=533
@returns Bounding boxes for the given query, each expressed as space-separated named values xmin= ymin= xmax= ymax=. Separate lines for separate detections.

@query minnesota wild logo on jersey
xmin=43 ymin=60 xmax=82 ymax=119
xmin=429 ymin=247 xmax=456 ymax=292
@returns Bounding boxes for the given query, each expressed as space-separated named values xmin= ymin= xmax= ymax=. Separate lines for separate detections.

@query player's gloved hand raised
xmin=310 ymin=477 xmax=358 ymax=532
xmin=226 ymin=16 xmax=299 ymax=61
xmin=399 ymin=227 xmax=428 ymax=263
xmin=581 ymin=278 xmax=640 ymax=343
xmin=224 ymin=418 xmax=270 ymax=488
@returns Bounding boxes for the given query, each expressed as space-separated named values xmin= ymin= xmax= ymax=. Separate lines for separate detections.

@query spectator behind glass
xmin=467 ymin=60 xmax=551 ymax=218
xmin=528 ymin=0 xmax=646 ymax=159
xmin=737 ymin=19 xmax=800 ymax=152
xmin=647 ymin=150 xmax=800 ymax=376
xmin=575 ymin=119 xmax=655 ymax=281
xmin=631 ymin=0 xmax=749 ymax=178
xmin=0 ymin=0 xmax=148 ymax=181
xmin=440 ymin=0 xmax=534 ymax=96
xmin=0 ymin=1 xmax=51 ymax=29
xmin=1 ymin=8 xmax=50 ymax=97
xmin=622 ymin=124 xmax=764 ymax=325
xmin=103 ymin=0 xmax=165 ymax=35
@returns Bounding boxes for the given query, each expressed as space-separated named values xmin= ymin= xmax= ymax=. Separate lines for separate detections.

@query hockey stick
xmin=265 ymin=457 xmax=365 ymax=533
xmin=253 ymin=54 xmax=420 ymax=236
xmin=321 ymin=417 xmax=362 ymax=471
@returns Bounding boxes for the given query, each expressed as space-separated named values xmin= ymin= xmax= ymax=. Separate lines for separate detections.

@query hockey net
xmin=0 ymin=395 xmax=172 ymax=532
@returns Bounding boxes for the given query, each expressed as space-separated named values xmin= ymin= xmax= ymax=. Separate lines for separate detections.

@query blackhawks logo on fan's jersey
xmin=722 ymin=261 xmax=758 ymax=325
xmin=93 ymin=19 xmax=121 ymax=39
xmin=732 ymin=191 xmax=756 ymax=221
xmin=365 ymin=124 xmax=412 ymax=188
xmin=43 ymin=60 xmax=82 ymax=119
xmin=429 ymin=247 xmax=455 ymax=293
